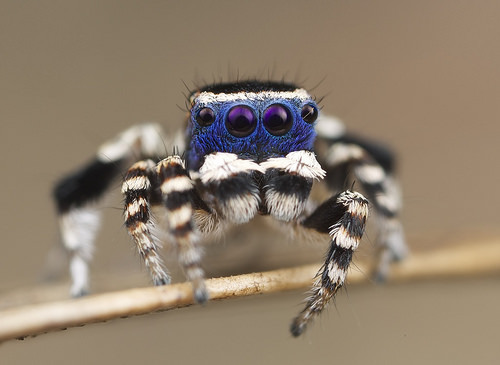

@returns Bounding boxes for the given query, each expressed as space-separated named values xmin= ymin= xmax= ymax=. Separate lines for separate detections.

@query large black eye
xmin=196 ymin=107 xmax=216 ymax=126
xmin=225 ymin=105 xmax=256 ymax=137
xmin=301 ymin=104 xmax=318 ymax=123
xmin=263 ymin=104 xmax=293 ymax=136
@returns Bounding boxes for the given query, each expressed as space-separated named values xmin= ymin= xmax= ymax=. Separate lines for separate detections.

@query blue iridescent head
xmin=185 ymin=81 xmax=319 ymax=170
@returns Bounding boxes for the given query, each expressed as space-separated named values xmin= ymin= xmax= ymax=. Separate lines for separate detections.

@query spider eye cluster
xmin=194 ymin=103 xmax=318 ymax=138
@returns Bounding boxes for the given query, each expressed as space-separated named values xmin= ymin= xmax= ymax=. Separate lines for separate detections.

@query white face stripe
xmin=193 ymin=89 xmax=313 ymax=105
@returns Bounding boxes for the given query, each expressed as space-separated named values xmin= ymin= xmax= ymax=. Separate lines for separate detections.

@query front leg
xmin=291 ymin=190 xmax=369 ymax=337
xmin=156 ymin=156 xmax=208 ymax=303
xmin=123 ymin=156 xmax=209 ymax=303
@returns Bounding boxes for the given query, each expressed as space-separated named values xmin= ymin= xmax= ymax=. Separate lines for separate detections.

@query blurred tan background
xmin=1 ymin=1 xmax=499 ymax=364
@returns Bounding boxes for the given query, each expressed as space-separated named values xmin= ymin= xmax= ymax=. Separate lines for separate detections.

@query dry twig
xmin=0 ymin=240 xmax=499 ymax=343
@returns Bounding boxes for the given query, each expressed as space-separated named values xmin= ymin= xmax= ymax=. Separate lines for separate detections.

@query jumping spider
xmin=54 ymin=80 xmax=407 ymax=336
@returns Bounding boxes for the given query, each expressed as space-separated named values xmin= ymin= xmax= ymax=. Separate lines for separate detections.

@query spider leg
xmin=290 ymin=190 xmax=369 ymax=337
xmin=53 ymin=123 xmax=175 ymax=296
xmin=156 ymin=156 xmax=208 ymax=303
xmin=122 ymin=159 xmax=170 ymax=286
xmin=317 ymin=134 xmax=408 ymax=281
xmin=54 ymin=157 xmax=123 ymax=296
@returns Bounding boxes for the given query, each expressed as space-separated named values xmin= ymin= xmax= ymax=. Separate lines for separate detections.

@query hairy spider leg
xmin=291 ymin=190 xmax=369 ymax=336
xmin=53 ymin=123 xmax=174 ymax=296
xmin=317 ymin=135 xmax=407 ymax=281
xmin=156 ymin=156 xmax=208 ymax=303
xmin=122 ymin=159 xmax=170 ymax=286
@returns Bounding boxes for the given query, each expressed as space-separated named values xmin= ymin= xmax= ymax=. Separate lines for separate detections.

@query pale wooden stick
xmin=0 ymin=240 xmax=499 ymax=343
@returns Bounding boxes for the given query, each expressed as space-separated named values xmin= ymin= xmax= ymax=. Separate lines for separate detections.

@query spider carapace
xmin=54 ymin=80 xmax=407 ymax=336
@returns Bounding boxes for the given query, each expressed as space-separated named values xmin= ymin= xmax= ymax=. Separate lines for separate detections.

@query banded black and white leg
xmin=123 ymin=155 xmax=209 ymax=302
xmin=122 ymin=159 xmax=169 ymax=286
xmin=257 ymin=151 xmax=366 ymax=336
xmin=124 ymin=151 xmax=266 ymax=302
xmin=53 ymin=123 xmax=176 ymax=296
xmin=317 ymin=135 xmax=407 ymax=281
xmin=291 ymin=190 xmax=369 ymax=337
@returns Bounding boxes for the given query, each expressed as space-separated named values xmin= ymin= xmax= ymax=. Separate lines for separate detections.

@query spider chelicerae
xmin=53 ymin=80 xmax=407 ymax=336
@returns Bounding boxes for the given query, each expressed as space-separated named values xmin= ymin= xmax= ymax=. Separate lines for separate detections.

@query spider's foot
xmin=372 ymin=222 xmax=409 ymax=282
xmin=372 ymin=246 xmax=409 ymax=283
xmin=153 ymin=276 xmax=171 ymax=286
xmin=372 ymin=270 xmax=388 ymax=283
xmin=290 ymin=317 xmax=307 ymax=337
xmin=70 ymin=286 xmax=89 ymax=298
xmin=193 ymin=280 xmax=209 ymax=304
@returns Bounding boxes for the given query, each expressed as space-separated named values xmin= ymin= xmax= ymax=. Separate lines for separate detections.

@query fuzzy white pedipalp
xmin=260 ymin=150 xmax=326 ymax=180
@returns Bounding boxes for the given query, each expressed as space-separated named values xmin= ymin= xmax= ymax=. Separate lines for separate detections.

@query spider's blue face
xmin=185 ymin=81 xmax=319 ymax=170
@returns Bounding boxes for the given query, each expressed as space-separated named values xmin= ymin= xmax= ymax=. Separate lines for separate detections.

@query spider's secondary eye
xmin=263 ymin=104 xmax=293 ymax=136
xmin=225 ymin=105 xmax=257 ymax=137
xmin=301 ymin=104 xmax=318 ymax=124
xmin=196 ymin=107 xmax=216 ymax=126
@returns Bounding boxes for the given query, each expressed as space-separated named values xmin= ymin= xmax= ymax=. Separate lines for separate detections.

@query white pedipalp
xmin=260 ymin=150 xmax=326 ymax=180
xmin=196 ymin=152 xmax=265 ymax=183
